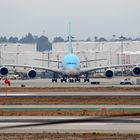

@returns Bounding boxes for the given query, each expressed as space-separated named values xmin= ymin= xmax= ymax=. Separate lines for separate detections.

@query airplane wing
xmin=34 ymin=59 xmax=62 ymax=63
xmin=34 ymin=58 xmax=105 ymax=63
xmin=0 ymin=64 xmax=63 ymax=75
xmin=79 ymin=64 xmax=139 ymax=75
xmin=80 ymin=58 xmax=106 ymax=63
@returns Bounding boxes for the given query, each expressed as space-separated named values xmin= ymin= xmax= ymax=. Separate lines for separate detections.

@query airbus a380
xmin=0 ymin=25 xmax=140 ymax=82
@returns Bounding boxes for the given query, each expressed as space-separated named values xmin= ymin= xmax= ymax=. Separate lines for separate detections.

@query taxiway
xmin=0 ymin=77 xmax=140 ymax=87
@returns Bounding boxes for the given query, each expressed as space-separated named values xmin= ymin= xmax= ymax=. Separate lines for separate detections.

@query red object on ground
xmin=4 ymin=79 xmax=11 ymax=86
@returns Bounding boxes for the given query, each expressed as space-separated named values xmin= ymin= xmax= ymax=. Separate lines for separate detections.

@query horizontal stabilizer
xmin=80 ymin=58 xmax=106 ymax=63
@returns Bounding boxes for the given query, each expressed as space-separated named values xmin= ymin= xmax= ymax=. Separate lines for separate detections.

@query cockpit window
xmin=67 ymin=62 xmax=76 ymax=64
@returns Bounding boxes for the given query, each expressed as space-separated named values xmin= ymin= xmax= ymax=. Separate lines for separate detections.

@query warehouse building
xmin=0 ymin=41 xmax=140 ymax=69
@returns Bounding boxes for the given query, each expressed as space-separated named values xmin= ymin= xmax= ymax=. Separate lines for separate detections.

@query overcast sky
xmin=0 ymin=0 xmax=140 ymax=40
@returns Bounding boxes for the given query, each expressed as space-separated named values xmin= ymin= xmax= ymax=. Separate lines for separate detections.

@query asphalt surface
xmin=0 ymin=78 xmax=139 ymax=134
xmin=0 ymin=116 xmax=139 ymax=134
xmin=0 ymin=77 xmax=140 ymax=87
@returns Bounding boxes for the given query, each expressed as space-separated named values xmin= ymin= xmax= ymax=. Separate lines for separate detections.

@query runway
xmin=0 ymin=92 xmax=140 ymax=97
xmin=0 ymin=116 xmax=139 ymax=134
xmin=0 ymin=79 xmax=139 ymax=134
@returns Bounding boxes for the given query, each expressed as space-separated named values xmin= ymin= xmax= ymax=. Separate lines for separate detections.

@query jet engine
xmin=105 ymin=69 xmax=114 ymax=78
xmin=132 ymin=66 xmax=140 ymax=75
xmin=27 ymin=69 xmax=37 ymax=78
xmin=0 ymin=67 xmax=8 ymax=76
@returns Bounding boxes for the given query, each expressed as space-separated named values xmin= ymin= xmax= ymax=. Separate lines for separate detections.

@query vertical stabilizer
xmin=68 ymin=23 xmax=73 ymax=54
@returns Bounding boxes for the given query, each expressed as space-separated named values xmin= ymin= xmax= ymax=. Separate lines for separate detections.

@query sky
xmin=0 ymin=0 xmax=140 ymax=40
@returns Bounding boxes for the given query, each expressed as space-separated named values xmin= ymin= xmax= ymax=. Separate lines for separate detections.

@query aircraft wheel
xmin=69 ymin=79 xmax=74 ymax=83
xmin=75 ymin=79 xmax=80 ymax=82
xmin=52 ymin=79 xmax=57 ymax=82
xmin=84 ymin=79 xmax=90 ymax=82
xmin=61 ymin=79 xmax=67 ymax=83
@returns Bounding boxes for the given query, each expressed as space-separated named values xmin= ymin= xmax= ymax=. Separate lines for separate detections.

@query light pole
xmin=56 ymin=55 xmax=60 ymax=69
xmin=109 ymin=46 xmax=112 ymax=65
xmin=47 ymin=51 xmax=50 ymax=67
xmin=95 ymin=51 xmax=99 ymax=67
xmin=85 ymin=57 xmax=88 ymax=67
xmin=16 ymin=44 xmax=20 ymax=64
xmin=119 ymin=36 xmax=125 ymax=77
xmin=42 ymin=52 xmax=45 ymax=67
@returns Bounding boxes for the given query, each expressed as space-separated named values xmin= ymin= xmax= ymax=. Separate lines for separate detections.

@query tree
xmin=53 ymin=36 xmax=64 ymax=43
xmin=8 ymin=36 xmax=18 ymax=43
xmin=98 ymin=37 xmax=107 ymax=42
xmin=112 ymin=34 xmax=116 ymax=41
xmin=94 ymin=36 xmax=98 ymax=42
xmin=0 ymin=36 xmax=7 ymax=43
xmin=86 ymin=37 xmax=92 ymax=42
xmin=19 ymin=33 xmax=35 ymax=43
xmin=119 ymin=36 xmax=127 ymax=41
xmin=37 ymin=35 xmax=52 ymax=51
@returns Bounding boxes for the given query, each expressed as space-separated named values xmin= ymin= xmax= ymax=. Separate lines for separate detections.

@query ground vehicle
xmin=120 ymin=78 xmax=134 ymax=85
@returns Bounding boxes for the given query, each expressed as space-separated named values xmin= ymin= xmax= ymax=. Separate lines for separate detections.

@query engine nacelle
xmin=0 ymin=67 xmax=8 ymax=76
xmin=27 ymin=69 xmax=37 ymax=78
xmin=105 ymin=69 xmax=114 ymax=78
xmin=132 ymin=66 xmax=140 ymax=75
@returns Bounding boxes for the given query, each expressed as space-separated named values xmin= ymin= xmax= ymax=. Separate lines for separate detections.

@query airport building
xmin=0 ymin=41 xmax=140 ymax=69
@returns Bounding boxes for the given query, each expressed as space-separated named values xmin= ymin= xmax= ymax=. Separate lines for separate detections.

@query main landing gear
xmin=51 ymin=73 xmax=90 ymax=83
xmin=52 ymin=78 xmax=57 ymax=82
xmin=75 ymin=78 xmax=80 ymax=82
xmin=52 ymin=73 xmax=57 ymax=82
xmin=52 ymin=78 xmax=89 ymax=83
xmin=69 ymin=77 xmax=80 ymax=83
xmin=84 ymin=78 xmax=90 ymax=82
xmin=84 ymin=73 xmax=90 ymax=82
xmin=60 ymin=78 xmax=67 ymax=83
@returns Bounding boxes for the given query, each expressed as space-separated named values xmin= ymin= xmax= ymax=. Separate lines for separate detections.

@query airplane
xmin=0 ymin=24 xmax=140 ymax=82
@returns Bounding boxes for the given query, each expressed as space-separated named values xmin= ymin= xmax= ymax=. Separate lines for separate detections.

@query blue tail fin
xmin=68 ymin=23 xmax=73 ymax=54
